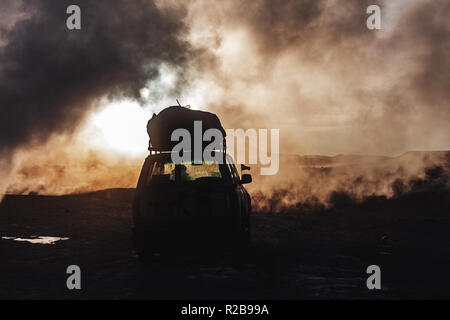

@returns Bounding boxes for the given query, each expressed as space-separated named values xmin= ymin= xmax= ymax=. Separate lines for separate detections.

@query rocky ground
xmin=1 ymin=188 xmax=450 ymax=299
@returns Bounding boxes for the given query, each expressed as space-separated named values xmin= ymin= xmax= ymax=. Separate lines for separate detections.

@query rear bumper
xmin=134 ymin=216 xmax=238 ymax=247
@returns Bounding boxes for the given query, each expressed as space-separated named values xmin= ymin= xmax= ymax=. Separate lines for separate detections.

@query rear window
xmin=146 ymin=161 xmax=222 ymax=184
xmin=147 ymin=162 xmax=176 ymax=184
xmin=180 ymin=162 xmax=222 ymax=181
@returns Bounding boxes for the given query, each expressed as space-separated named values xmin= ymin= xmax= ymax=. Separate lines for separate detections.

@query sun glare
xmin=88 ymin=100 xmax=149 ymax=157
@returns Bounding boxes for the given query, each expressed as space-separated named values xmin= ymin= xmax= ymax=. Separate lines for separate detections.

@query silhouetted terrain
xmin=1 ymin=180 xmax=450 ymax=299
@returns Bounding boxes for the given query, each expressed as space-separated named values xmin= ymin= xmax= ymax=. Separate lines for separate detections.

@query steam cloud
xmin=183 ymin=0 xmax=450 ymax=155
xmin=1 ymin=0 xmax=449 ymax=205
xmin=0 ymin=0 xmax=190 ymax=196
xmin=0 ymin=0 xmax=188 ymax=155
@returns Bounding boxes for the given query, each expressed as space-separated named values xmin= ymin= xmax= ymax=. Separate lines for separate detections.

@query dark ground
xmin=1 ymin=188 xmax=450 ymax=299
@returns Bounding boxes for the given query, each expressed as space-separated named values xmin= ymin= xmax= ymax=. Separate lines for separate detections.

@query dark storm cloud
xmin=0 ymin=0 xmax=189 ymax=154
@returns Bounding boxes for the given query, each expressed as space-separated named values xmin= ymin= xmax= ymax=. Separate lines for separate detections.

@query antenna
xmin=176 ymin=99 xmax=191 ymax=109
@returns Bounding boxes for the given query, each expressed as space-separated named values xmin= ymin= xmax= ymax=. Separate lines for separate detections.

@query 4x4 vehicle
xmin=132 ymin=106 xmax=252 ymax=260
xmin=132 ymin=152 xmax=252 ymax=259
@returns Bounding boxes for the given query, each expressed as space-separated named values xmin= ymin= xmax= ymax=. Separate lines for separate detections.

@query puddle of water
xmin=1 ymin=236 xmax=69 ymax=244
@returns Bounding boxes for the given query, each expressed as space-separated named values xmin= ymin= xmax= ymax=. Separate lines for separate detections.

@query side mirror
xmin=241 ymin=174 xmax=252 ymax=184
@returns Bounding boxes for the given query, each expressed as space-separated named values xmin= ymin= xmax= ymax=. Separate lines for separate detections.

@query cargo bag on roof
xmin=146 ymin=106 xmax=226 ymax=151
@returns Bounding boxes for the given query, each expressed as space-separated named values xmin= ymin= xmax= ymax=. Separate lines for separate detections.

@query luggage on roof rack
xmin=146 ymin=106 xmax=226 ymax=152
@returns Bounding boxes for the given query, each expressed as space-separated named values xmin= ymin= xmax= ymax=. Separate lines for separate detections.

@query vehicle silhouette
xmin=132 ymin=152 xmax=252 ymax=261
xmin=133 ymin=105 xmax=252 ymax=261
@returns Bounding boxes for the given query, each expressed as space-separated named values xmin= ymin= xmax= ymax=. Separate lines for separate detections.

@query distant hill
xmin=280 ymin=151 xmax=450 ymax=168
